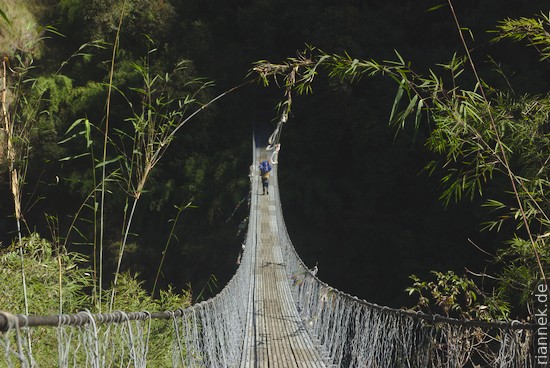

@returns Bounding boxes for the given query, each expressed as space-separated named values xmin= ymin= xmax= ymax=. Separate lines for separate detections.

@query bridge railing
xmin=270 ymin=164 xmax=538 ymax=368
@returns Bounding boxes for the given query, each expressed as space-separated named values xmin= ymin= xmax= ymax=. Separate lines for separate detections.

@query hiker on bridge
xmin=259 ymin=159 xmax=272 ymax=195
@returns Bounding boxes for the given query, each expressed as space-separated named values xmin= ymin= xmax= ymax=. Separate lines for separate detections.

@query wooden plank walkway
xmin=241 ymin=160 xmax=327 ymax=368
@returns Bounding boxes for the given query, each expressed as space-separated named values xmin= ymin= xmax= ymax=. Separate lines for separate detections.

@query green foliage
xmin=0 ymin=0 xmax=43 ymax=57
xmin=496 ymin=235 xmax=550 ymax=306
xmin=495 ymin=12 xmax=550 ymax=61
xmin=68 ymin=81 xmax=105 ymax=116
xmin=0 ymin=233 xmax=90 ymax=314
xmin=114 ymin=53 xmax=214 ymax=199
xmin=406 ymin=271 xmax=510 ymax=320
xmin=0 ymin=8 xmax=9 ymax=25
xmin=60 ymin=0 xmax=176 ymax=43
xmin=0 ymin=234 xmax=191 ymax=313
xmin=27 ymin=75 xmax=74 ymax=161
xmin=107 ymin=271 xmax=191 ymax=312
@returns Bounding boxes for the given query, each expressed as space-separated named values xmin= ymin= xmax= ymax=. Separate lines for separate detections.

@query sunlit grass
xmin=0 ymin=0 xmax=43 ymax=57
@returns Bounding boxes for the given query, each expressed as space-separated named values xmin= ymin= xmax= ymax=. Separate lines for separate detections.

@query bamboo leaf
xmin=394 ymin=50 xmax=406 ymax=65
xmin=415 ymin=98 xmax=424 ymax=132
xmin=426 ymin=4 xmax=447 ymax=12
xmin=59 ymin=152 xmax=90 ymax=161
xmin=95 ymin=156 xmax=123 ymax=169
xmin=390 ymin=83 xmax=405 ymax=124
xmin=0 ymin=9 xmax=10 ymax=25
xmin=404 ymin=94 xmax=419 ymax=121
xmin=58 ymin=132 xmax=82 ymax=145
xmin=66 ymin=118 xmax=88 ymax=134
xmin=45 ymin=25 xmax=64 ymax=38
xmin=84 ymin=119 xmax=92 ymax=148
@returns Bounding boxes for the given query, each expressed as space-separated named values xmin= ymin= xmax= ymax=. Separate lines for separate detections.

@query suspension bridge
xmin=0 ymin=135 xmax=538 ymax=367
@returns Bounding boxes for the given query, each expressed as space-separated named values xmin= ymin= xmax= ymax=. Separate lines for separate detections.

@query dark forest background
xmin=1 ymin=0 xmax=548 ymax=309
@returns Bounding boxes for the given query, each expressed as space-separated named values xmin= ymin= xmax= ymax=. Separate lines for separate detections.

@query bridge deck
xmin=241 ymin=163 xmax=327 ymax=367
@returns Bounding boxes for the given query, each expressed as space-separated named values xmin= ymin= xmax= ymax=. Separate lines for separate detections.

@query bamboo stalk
xmin=2 ymin=55 xmax=32 ymax=358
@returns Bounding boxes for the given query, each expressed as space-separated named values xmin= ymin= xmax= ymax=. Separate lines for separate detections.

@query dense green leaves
xmin=406 ymin=271 xmax=510 ymax=320
xmin=495 ymin=12 xmax=550 ymax=60
xmin=59 ymin=0 xmax=176 ymax=43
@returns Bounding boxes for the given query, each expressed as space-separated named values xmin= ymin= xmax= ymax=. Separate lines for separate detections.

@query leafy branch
xmin=494 ymin=11 xmax=550 ymax=61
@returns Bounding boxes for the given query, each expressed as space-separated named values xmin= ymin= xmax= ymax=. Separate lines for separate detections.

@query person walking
xmin=261 ymin=170 xmax=270 ymax=195
xmin=259 ymin=159 xmax=272 ymax=195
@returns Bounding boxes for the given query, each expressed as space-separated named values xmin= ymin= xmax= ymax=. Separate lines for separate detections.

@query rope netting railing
xmin=1 ymin=231 xmax=255 ymax=367
xmin=1 ymin=281 xmax=251 ymax=367
xmin=269 ymin=165 xmax=538 ymax=367
xmin=0 ymin=138 xmax=261 ymax=368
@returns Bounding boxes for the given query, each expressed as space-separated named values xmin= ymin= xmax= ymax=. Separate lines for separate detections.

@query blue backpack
xmin=259 ymin=160 xmax=272 ymax=174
